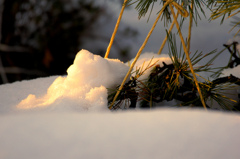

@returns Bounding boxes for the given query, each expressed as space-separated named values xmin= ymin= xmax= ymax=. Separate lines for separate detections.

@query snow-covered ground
xmin=1 ymin=109 xmax=240 ymax=159
xmin=0 ymin=49 xmax=240 ymax=159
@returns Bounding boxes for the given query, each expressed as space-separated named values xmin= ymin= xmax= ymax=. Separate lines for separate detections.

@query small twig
xmin=212 ymin=74 xmax=240 ymax=86
xmin=223 ymin=42 xmax=240 ymax=68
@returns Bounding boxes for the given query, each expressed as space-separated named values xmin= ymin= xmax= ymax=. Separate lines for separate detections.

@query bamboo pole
xmin=104 ymin=0 xmax=128 ymax=58
xmin=109 ymin=0 xmax=174 ymax=109
xmin=169 ymin=4 xmax=207 ymax=110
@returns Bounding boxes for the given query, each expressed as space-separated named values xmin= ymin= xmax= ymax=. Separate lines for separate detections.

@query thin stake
xmin=104 ymin=0 xmax=128 ymax=58
xmin=157 ymin=12 xmax=179 ymax=55
xmin=169 ymin=5 xmax=207 ymax=110
xmin=187 ymin=1 xmax=193 ymax=53
xmin=158 ymin=1 xmax=188 ymax=55
xmin=109 ymin=0 xmax=173 ymax=109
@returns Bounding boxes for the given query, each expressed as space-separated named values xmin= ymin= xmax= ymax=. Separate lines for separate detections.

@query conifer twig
xmin=109 ymin=0 xmax=174 ymax=109
xmin=169 ymin=4 xmax=207 ymax=110
xmin=104 ymin=0 xmax=128 ymax=58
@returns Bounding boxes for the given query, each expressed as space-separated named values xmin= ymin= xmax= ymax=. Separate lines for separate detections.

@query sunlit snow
xmin=15 ymin=50 xmax=174 ymax=111
xmin=0 ymin=49 xmax=240 ymax=159
xmin=16 ymin=49 xmax=129 ymax=111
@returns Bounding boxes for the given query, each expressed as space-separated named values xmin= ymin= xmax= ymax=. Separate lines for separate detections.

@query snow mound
xmin=16 ymin=49 xmax=129 ymax=111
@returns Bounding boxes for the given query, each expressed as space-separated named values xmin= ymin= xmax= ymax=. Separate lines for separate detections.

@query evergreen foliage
xmin=107 ymin=0 xmax=240 ymax=111
xmin=209 ymin=0 xmax=240 ymax=35
xmin=108 ymin=34 xmax=240 ymax=111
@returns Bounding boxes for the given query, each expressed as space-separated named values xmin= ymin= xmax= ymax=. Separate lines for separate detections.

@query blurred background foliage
xmin=0 ymin=0 xmax=137 ymax=84
xmin=1 ymin=0 xmax=240 ymax=85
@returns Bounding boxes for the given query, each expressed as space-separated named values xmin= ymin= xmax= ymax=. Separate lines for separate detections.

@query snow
xmin=15 ymin=49 xmax=129 ymax=111
xmin=221 ymin=65 xmax=240 ymax=78
xmin=128 ymin=52 xmax=172 ymax=81
xmin=226 ymin=36 xmax=240 ymax=54
xmin=0 ymin=49 xmax=240 ymax=159
xmin=1 ymin=109 xmax=240 ymax=159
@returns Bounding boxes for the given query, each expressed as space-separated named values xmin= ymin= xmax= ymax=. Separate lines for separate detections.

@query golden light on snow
xmin=17 ymin=76 xmax=65 ymax=109
xmin=16 ymin=94 xmax=57 ymax=109
xmin=16 ymin=49 xmax=129 ymax=110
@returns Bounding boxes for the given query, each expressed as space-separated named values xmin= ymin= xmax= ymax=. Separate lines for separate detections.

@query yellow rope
xmin=157 ymin=12 xmax=179 ymax=55
xmin=104 ymin=0 xmax=128 ymax=58
xmin=169 ymin=5 xmax=207 ymax=110
xmin=109 ymin=0 xmax=173 ymax=109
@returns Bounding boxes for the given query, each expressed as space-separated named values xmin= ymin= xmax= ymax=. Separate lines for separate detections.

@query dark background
xmin=0 ymin=0 xmax=238 ymax=85
xmin=0 ymin=0 xmax=137 ymax=84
